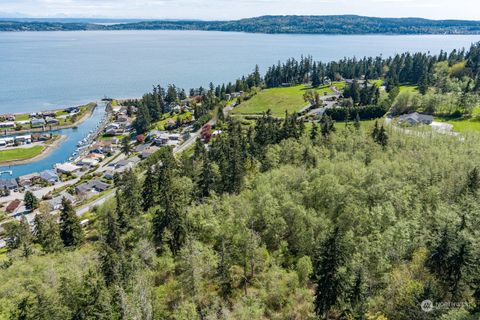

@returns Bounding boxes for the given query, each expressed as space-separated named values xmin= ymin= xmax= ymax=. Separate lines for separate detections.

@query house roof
xmin=17 ymin=173 xmax=40 ymax=181
xmin=50 ymin=193 xmax=76 ymax=208
xmin=31 ymin=118 xmax=46 ymax=124
xmin=398 ymin=112 xmax=433 ymax=123
xmin=56 ymin=162 xmax=81 ymax=173
xmin=0 ymin=179 xmax=18 ymax=189
xmin=6 ymin=199 xmax=21 ymax=213
xmin=40 ymin=169 xmax=59 ymax=181
xmin=76 ymin=180 xmax=110 ymax=193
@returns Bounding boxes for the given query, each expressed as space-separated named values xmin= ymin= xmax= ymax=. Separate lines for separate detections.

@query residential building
xmin=17 ymin=173 xmax=40 ymax=187
xmin=49 ymin=192 xmax=76 ymax=210
xmin=31 ymin=118 xmax=46 ymax=128
xmin=0 ymin=179 xmax=18 ymax=191
xmin=39 ymin=169 xmax=59 ymax=183
xmin=55 ymin=162 xmax=81 ymax=174
xmin=75 ymin=180 xmax=110 ymax=195
xmin=398 ymin=112 xmax=434 ymax=126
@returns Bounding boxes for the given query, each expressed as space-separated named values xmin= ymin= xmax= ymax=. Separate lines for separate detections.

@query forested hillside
xmin=3 ymin=15 xmax=480 ymax=34
xmin=1 ymin=44 xmax=480 ymax=319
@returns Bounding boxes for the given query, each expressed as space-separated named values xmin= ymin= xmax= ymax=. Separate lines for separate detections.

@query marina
xmin=0 ymin=102 xmax=108 ymax=178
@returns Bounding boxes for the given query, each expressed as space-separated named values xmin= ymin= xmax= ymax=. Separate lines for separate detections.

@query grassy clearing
xmin=0 ymin=145 xmax=45 ymax=162
xmin=14 ymin=113 xmax=30 ymax=121
xmin=154 ymin=112 xmax=192 ymax=130
xmin=399 ymin=85 xmax=418 ymax=93
xmin=231 ymin=82 xmax=344 ymax=117
xmin=435 ymin=117 xmax=480 ymax=133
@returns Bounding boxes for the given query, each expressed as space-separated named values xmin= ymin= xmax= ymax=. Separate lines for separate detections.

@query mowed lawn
xmin=0 ymin=145 xmax=45 ymax=162
xmin=435 ymin=117 xmax=480 ymax=133
xmin=231 ymin=83 xmax=344 ymax=117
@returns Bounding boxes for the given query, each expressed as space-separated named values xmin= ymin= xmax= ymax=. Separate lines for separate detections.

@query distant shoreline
xmin=2 ymin=16 xmax=480 ymax=35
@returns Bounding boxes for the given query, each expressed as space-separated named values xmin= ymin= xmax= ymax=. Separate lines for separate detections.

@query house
xmin=2 ymin=114 xmax=15 ymax=121
xmin=135 ymin=143 xmax=151 ymax=153
xmin=49 ymin=192 xmax=76 ymax=210
xmin=17 ymin=173 xmax=40 ymax=187
xmin=140 ymin=146 xmax=160 ymax=159
xmin=5 ymin=199 xmax=21 ymax=214
xmin=75 ymin=180 xmax=110 ymax=194
xmin=0 ymin=121 xmax=15 ymax=128
xmin=86 ymin=153 xmax=105 ymax=160
xmin=31 ymin=118 xmax=46 ymax=128
xmin=112 ymin=158 xmax=137 ymax=170
xmin=42 ymin=111 xmax=56 ymax=118
xmin=0 ymin=137 xmax=14 ymax=147
xmin=55 ymin=162 xmax=81 ymax=174
xmin=64 ymin=107 xmax=79 ymax=114
xmin=105 ymin=123 xmax=120 ymax=131
xmin=39 ymin=169 xmax=59 ymax=183
xmin=116 ymin=114 xmax=128 ymax=123
xmin=397 ymin=112 xmax=433 ymax=126
xmin=77 ymin=158 xmax=99 ymax=167
xmin=103 ymin=171 xmax=116 ymax=180
xmin=32 ymin=133 xmax=51 ymax=142
xmin=45 ymin=117 xmax=59 ymax=125
xmin=14 ymin=135 xmax=32 ymax=144
xmin=91 ymin=140 xmax=115 ymax=154
xmin=0 ymin=179 xmax=18 ymax=191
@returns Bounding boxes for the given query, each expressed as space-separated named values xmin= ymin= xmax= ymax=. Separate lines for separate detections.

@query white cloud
xmin=0 ymin=0 xmax=478 ymax=20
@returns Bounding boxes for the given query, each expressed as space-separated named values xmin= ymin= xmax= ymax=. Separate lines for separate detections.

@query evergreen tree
xmin=314 ymin=227 xmax=349 ymax=318
xmin=376 ymin=125 xmax=389 ymax=148
xmin=320 ymin=114 xmax=336 ymax=137
xmin=100 ymin=208 xmax=126 ymax=286
xmin=354 ymin=112 xmax=361 ymax=130
xmin=414 ymin=75 xmax=427 ymax=94
xmin=24 ymin=191 xmax=39 ymax=211
xmin=310 ymin=122 xmax=319 ymax=140
xmin=134 ymin=103 xmax=151 ymax=134
xmin=116 ymin=169 xmax=142 ymax=230
xmin=466 ymin=167 xmax=480 ymax=194
xmin=312 ymin=62 xmax=321 ymax=87
xmin=371 ymin=120 xmax=379 ymax=140
xmin=198 ymin=155 xmax=217 ymax=199
xmin=142 ymin=165 xmax=157 ymax=211
xmin=4 ymin=216 xmax=32 ymax=257
xmin=193 ymin=138 xmax=206 ymax=160
xmin=121 ymin=136 xmax=131 ymax=156
xmin=59 ymin=198 xmax=84 ymax=247
xmin=33 ymin=213 xmax=62 ymax=253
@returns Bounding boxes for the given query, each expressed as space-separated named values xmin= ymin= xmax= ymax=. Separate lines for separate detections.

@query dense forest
xmin=2 ymin=44 xmax=480 ymax=319
xmin=3 ymin=15 xmax=480 ymax=34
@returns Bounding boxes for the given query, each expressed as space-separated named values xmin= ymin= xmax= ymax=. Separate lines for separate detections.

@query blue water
xmin=1 ymin=31 xmax=480 ymax=177
xmin=1 ymin=31 xmax=479 ymax=113
xmin=0 ymin=103 xmax=106 ymax=178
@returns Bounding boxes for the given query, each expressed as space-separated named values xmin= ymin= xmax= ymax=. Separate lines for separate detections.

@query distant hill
xmin=3 ymin=15 xmax=480 ymax=34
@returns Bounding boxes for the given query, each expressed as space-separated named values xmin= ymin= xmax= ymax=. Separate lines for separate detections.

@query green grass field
xmin=0 ymin=145 xmax=45 ymax=163
xmin=231 ymin=83 xmax=345 ymax=117
xmin=399 ymin=85 xmax=418 ymax=93
xmin=435 ymin=117 xmax=480 ymax=133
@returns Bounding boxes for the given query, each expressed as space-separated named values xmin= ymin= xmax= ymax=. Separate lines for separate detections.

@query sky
xmin=0 ymin=0 xmax=480 ymax=20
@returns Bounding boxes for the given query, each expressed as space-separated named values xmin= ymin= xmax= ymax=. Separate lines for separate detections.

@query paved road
xmin=0 ymin=104 xmax=233 ymax=248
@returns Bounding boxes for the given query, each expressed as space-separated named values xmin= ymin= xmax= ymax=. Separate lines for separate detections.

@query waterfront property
xmin=39 ymin=169 xmax=59 ymax=184
xmin=0 ymin=179 xmax=19 ymax=191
